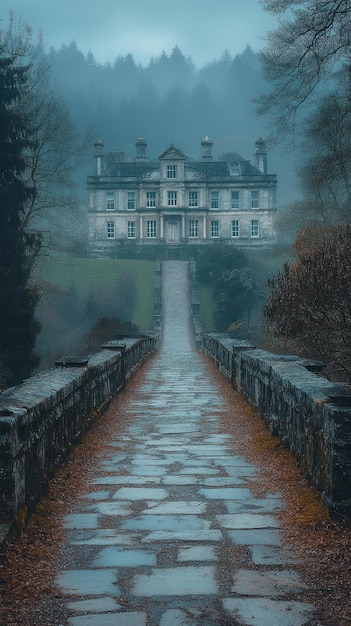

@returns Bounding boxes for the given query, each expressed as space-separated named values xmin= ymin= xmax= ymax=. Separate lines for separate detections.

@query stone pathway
xmin=55 ymin=261 xmax=315 ymax=625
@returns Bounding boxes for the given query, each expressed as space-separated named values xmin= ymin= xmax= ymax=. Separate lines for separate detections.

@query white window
xmin=146 ymin=192 xmax=156 ymax=208
xmin=189 ymin=220 xmax=198 ymax=238
xmin=231 ymin=191 xmax=239 ymax=209
xmin=168 ymin=191 xmax=177 ymax=206
xmin=211 ymin=220 xmax=219 ymax=238
xmin=251 ymin=191 xmax=259 ymax=209
xmin=251 ymin=219 xmax=259 ymax=237
xmin=167 ymin=165 xmax=177 ymax=179
xmin=107 ymin=221 xmax=115 ymax=239
xmin=188 ymin=191 xmax=198 ymax=207
xmin=211 ymin=191 xmax=219 ymax=209
xmin=106 ymin=192 xmax=115 ymax=211
xmin=147 ymin=220 xmax=157 ymax=238
xmin=127 ymin=192 xmax=135 ymax=210
xmin=232 ymin=220 xmax=239 ymax=238
xmin=127 ymin=221 xmax=136 ymax=239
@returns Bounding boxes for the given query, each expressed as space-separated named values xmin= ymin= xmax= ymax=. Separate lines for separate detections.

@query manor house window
xmin=189 ymin=220 xmax=199 ymax=238
xmin=127 ymin=192 xmax=136 ymax=210
xmin=146 ymin=192 xmax=156 ymax=208
xmin=251 ymin=219 xmax=259 ymax=237
xmin=107 ymin=221 xmax=115 ymax=239
xmin=232 ymin=219 xmax=239 ymax=238
xmin=211 ymin=220 xmax=219 ymax=238
xmin=211 ymin=191 xmax=219 ymax=209
xmin=251 ymin=191 xmax=259 ymax=209
xmin=188 ymin=191 xmax=198 ymax=207
xmin=147 ymin=220 xmax=157 ymax=238
xmin=231 ymin=191 xmax=239 ymax=209
xmin=127 ymin=221 xmax=136 ymax=239
xmin=106 ymin=192 xmax=115 ymax=211
xmin=168 ymin=191 xmax=177 ymax=206
xmin=167 ymin=165 xmax=177 ymax=179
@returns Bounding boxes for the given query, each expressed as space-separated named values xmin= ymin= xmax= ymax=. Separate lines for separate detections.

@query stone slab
xmin=56 ymin=569 xmax=120 ymax=595
xmin=232 ymin=569 xmax=307 ymax=596
xmin=141 ymin=530 xmax=223 ymax=542
xmin=113 ymin=487 xmax=168 ymax=500
xmin=133 ymin=566 xmax=218 ymax=596
xmin=228 ymin=529 xmax=281 ymax=546
xmin=93 ymin=547 xmax=157 ymax=567
xmin=121 ymin=515 xmax=211 ymax=532
xmin=216 ymin=513 xmax=280 ymax=529
xmin=200 ymin=487 xmax=252 ymax=500
xmin=223 ymin=597 xmax=314 ymax=625
xmin=68 ymin=612 xmax=147 ymax=625
xmin=142 ymin=501 xmax=206 ymax=515
xmin=67 ymin=597 xmax=121 ymax=613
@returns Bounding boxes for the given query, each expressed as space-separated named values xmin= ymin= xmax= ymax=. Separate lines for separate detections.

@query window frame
xmin=147 ymin=219 xmax=157 ymax=238
xmin=188 ymin=219 xmax=199 ymax=238
xmin=127 ymin=220 xmax=136 ymax=239
xmin=211 ymin=191 xmax=219 ymax=209
xmin=106 ymin=192 xmax=115 ymax=211
xmin=146 ymin=191 xmax=156 ymax=208
xmin=107 ymin=221 xmax=115 ymax=239
xmin=127 ymin=191 xmax=136 ymax=210
xmin=167 ymin=164 xmax=177 ymax=179
xmin=188 ymin=191 xmax=198 ymax=207
xmin=231 ymin=191 xmax=239 ymax=209
xmin=251 ymin=219 xmax=259 ymax=238
xmin=211 ymin=219 xmax=219 ymax=238
xmin=251 ymin=190 xmax=259 ymax=209
xmin=167 ymin=190 xmax=177 ymax=207
xmin=232 ymin=219 xmax=239 ymax=238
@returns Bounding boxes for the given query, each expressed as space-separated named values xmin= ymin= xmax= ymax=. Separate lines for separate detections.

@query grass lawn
xmin=35 ymin=256 xmax=156 ymax=330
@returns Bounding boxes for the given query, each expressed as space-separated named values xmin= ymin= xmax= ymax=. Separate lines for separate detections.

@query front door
xmin=166 ymin=220 xmax=180 ymax=243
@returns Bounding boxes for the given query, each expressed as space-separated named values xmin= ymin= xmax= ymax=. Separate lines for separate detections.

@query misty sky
xmin=0 ymin=0 xmax=276 ymax=66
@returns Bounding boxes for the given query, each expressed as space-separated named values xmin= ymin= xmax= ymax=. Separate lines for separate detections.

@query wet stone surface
xmin=55 ymin=261 xmax=315 ymax=625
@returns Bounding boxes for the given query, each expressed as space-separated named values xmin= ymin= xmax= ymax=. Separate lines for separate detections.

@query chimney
xmin=94 ymin=138 xmax=104 ymax=175
xmin=254 ymin=137 xmax=267 ymax=174
xmin=201 ymin=135 xmax=213 ymax=161
xmin=136 ymin=137 xmax=148 ymax=160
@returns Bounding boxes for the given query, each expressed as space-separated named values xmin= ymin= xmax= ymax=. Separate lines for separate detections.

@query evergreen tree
xmin=0 ymin=49 xmax=41 ymax=388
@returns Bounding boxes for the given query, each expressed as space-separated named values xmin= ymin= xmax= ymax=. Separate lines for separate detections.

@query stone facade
xmin=87 ymin=137 xmax=277 ymax=257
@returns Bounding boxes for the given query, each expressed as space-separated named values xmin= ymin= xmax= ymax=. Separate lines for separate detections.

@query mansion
xmin=87 ymin=137 xmax=277 ymax=257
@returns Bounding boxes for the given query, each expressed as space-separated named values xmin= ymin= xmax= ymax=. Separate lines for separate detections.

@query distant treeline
xmin=47 ymin=43 xmax=269 ymax=159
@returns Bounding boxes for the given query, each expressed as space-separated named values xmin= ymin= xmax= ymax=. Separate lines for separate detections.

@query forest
xmin=46 ymin=42 xmax=294 ymax=203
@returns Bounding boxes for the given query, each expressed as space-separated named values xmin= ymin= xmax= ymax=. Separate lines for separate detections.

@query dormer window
xmin=167 ymin=165 xmax=177 ymax=179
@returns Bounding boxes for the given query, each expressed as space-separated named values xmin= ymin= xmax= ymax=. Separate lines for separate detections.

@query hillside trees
xmin=196 ymin=246 xmax=257 ymax=334
xmin=0 ymin=16 xmax=90 ymax=386
xmin=264 ymin=224 xmax=351 ymax=381
xmin=260 ymin=1 xmax=351 ymax=377
xmin=258 ymin=0 xmax=351 ymax=139
xmin=0 ymin=37 xmax=40 ymax=387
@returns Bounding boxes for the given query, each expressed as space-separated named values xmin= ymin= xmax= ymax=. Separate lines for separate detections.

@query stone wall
xmin=188 ymin=259 xmax=203 ymax=348
xmin=202 ymin=333 xmax=351 ymax=519
xmin=0 ymin=336 xmax=157 ymax=521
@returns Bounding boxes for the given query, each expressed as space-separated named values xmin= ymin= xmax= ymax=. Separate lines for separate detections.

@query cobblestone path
xmin=55 ymin=261 xmax=315 ymax=625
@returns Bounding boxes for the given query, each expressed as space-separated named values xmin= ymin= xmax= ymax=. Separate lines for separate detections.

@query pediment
xmin=159 ymin=144 xmax=187 ymax=160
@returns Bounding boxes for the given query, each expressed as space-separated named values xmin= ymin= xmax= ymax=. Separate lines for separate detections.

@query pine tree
xmin=0 ymin=51 xmax=41 ymax=388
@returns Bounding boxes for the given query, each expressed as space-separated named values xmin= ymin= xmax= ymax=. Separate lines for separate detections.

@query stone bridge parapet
xmin=202 ymin=333 xmax=351 ymax=519
xmin=0 ymin=336 xmax=157 ymax=523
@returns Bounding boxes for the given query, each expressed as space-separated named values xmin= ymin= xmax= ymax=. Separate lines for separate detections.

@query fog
xmin=47 ymin=43 xmax=296 ymax=205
